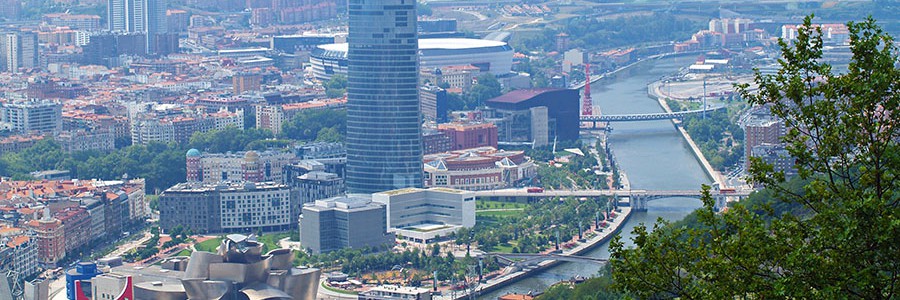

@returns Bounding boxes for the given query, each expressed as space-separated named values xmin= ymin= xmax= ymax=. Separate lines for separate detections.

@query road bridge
xmin=473 ymin=188 xmax=752 ymax=211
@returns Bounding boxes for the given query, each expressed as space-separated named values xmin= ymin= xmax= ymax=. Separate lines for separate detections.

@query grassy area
xmin=492 ymin=241 xmax=518 ymax=253
xmin=321 ymin=282 xmax=358 ymax=295
xmin=258 ymin=233 xmax=291 ymax=253
xmin=476 ymin=200 xmax=528 ymax=210
xmin=175 ymin=249 xmax=192 ymax=257
xmin=477 ymin=209 xmax=525 ymax=218
xmin=194 ymin=238 xmax=222 ymax=252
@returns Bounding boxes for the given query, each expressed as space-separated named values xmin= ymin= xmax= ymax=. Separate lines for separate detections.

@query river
xmin=481 ymin=55 xmax=710 ymax=299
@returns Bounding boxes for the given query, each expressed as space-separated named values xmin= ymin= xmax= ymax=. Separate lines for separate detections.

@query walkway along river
xmin=481 ymin=55 xmax=710 ymax=299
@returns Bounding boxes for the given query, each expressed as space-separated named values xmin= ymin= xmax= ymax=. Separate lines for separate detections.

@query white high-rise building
xmin=107 ymin=0 xmax=168 ymax=52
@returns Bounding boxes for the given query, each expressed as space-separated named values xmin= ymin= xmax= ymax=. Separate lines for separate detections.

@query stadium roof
xmin=486 ymin=88 xmax=566 ymax=104
xmin=317 ymin=38 xmax=508 ymax=53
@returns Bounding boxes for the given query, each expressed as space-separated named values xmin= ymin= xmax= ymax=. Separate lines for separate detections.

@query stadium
xmin=309 ymin=38 xmax=514 ymax=81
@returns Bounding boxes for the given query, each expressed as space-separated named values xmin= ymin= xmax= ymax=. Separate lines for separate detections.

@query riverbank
xmin=649 ymin=81 xmax=727 ymax=187
xmin=447 ymin=206 xmax=633 ymax=300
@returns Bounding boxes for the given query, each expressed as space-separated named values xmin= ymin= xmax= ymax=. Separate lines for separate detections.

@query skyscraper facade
xmin=107 ymin=0 xmax=168 ymax=54
xmin=345 ymin=0 xmax=423 ymax=194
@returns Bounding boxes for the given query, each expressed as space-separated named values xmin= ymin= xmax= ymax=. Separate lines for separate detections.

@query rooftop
xmin=318 ymin=38 xmax=508 ymax=53
xmin=486 ymin=88 xmax=565 ymax=104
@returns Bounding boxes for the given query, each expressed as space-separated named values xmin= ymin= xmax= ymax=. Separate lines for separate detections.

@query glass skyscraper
xmin=346 ymin=0 xmax=423 ymax=193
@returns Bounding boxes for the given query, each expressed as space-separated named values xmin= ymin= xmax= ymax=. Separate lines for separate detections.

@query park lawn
xmin=321 ymin=282 xmax=358 ymax=295
xmin=195 ymin=238 xmax=222 ymax=252
xmin=476 ymin=209 xmax=525 ymax=218
xmin=257 ymin=233 xmax=291 ymax=253
xmin=476 ymin=200 xmax=528 ymax=210
xmin=491 ymin=241 xmax=518 ymax=253
xmin=175 ymin=249 xmax=192 ymax=257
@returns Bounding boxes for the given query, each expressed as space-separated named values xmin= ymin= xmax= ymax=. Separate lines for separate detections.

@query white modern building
xmin=372 ymin=187 xmax=475 ymax=244
xmin=0 ymin=100 xmax=62 ymax=134
xmin=310 ymin=38 xmax=514 ymax=81
xmin=300 ymin=195 xmax=393 ymax=254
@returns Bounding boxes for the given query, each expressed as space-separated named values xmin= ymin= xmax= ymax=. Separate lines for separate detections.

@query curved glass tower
xmin=346 ymin=0 xmax=423 ymax=193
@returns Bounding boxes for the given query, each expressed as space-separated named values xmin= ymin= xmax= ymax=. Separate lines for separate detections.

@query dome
xmin=186 ymin=149 xmax=201 ymax=157
xmin=244 ymin=151 xmax=260 ymax=162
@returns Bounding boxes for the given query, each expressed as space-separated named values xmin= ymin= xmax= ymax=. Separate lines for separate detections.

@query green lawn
xmin=476 ymin=209 xmax=525 ymax=218
xmin=492 ymin=241 xmax=518 ymax=253
xmin=476 ymin=200 xmax=528 ymax=210
xmin=175 ymin=249 xmax=192 ymax=257
xmin=194 ymin=238 xmax=222 ymax=252
xmin=257 ymin=233 xmax=290 ymax=253
xmin=321 ymin=282 xmax=358 ymax=295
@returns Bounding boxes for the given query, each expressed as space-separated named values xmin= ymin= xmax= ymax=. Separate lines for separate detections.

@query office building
xmin=419 ymin=85 xmax=449 ymax=123
xmin=300 ymin=196 xmax=392 ymax=254
xmin=1 ymin=100 xmax=63 ymax=135
xmin=107 ymin=0 xmax=168 ymax=54
xmin=345 ymin=0 xmax=423 ymax=194
xmin=484 ymin=89 xmax=580 ymax=147
xmin=0 ymin=31 xmax=38 ymax=72
xmin=743 ymin=111 xmax=783 ymax=170
xmin=372 ymin=188 xmax=475 ymax=244
xmin=159 ymin=182 xmax=299 ymax=234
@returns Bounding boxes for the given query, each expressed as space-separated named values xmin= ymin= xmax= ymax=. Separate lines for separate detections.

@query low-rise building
xmin=360 ymin=285 xmax=432 ymax=300
xmin=159 ymin=182 xmax=299 ymax=234
xmin=185 ymin=149 xmax=297 ymax=184
xmin=56 ymin=129 xmax=115 ymax=153
xmin=373 ymin=188 xmax=475 ymax=244
xmin=438 ymin=122 xmax=498 ymax=151
xmin=424 ymin=147 xmax=536 ymax=191
xmin=300 ymin=196 xmax=392 ymax=254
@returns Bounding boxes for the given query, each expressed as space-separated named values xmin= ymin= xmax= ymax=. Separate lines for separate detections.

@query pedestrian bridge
xmin=473 ymin=188 xmax=752 ymax=211
xmin=487 ymin=252 xmax=608 ymax=267
xmin=580 ymin=106 xmax=726 ymax=129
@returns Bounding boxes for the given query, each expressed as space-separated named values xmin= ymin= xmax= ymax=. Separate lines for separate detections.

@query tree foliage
xmin=188 ymin=127 xmax=274 ymax=153
xmin=609 ymin=16 xmax=900 ymax=299
xmin=280 ymin=109 xmax=346 ymax=141
xmin=517 ymin=13 xmax=700 ymax=52
xmin=324 ymin=75 xmax=347 ymax=98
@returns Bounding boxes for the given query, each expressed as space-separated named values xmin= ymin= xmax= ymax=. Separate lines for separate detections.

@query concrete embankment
xmin=649 ymin=82 xmax=726 ymax=186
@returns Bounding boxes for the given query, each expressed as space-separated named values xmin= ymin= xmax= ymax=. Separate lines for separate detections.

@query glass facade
xmin=346 ymin=0 xmax=424 ymax=193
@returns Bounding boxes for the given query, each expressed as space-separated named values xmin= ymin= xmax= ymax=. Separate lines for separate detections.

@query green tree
xmin=324 ymin=75 xmax=348 ymax=98
xmin=280 ymin=109 xmax=346 ymax=141
xmin=610 ymin=16 xmax=900 ymax=299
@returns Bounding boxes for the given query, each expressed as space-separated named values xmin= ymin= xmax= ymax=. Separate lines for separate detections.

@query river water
xmin=481 ymin=55 xmax=710 ymax=299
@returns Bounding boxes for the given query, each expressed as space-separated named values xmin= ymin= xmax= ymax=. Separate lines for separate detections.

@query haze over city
xmin=0 ymin=0 xmax=897 ymax=299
